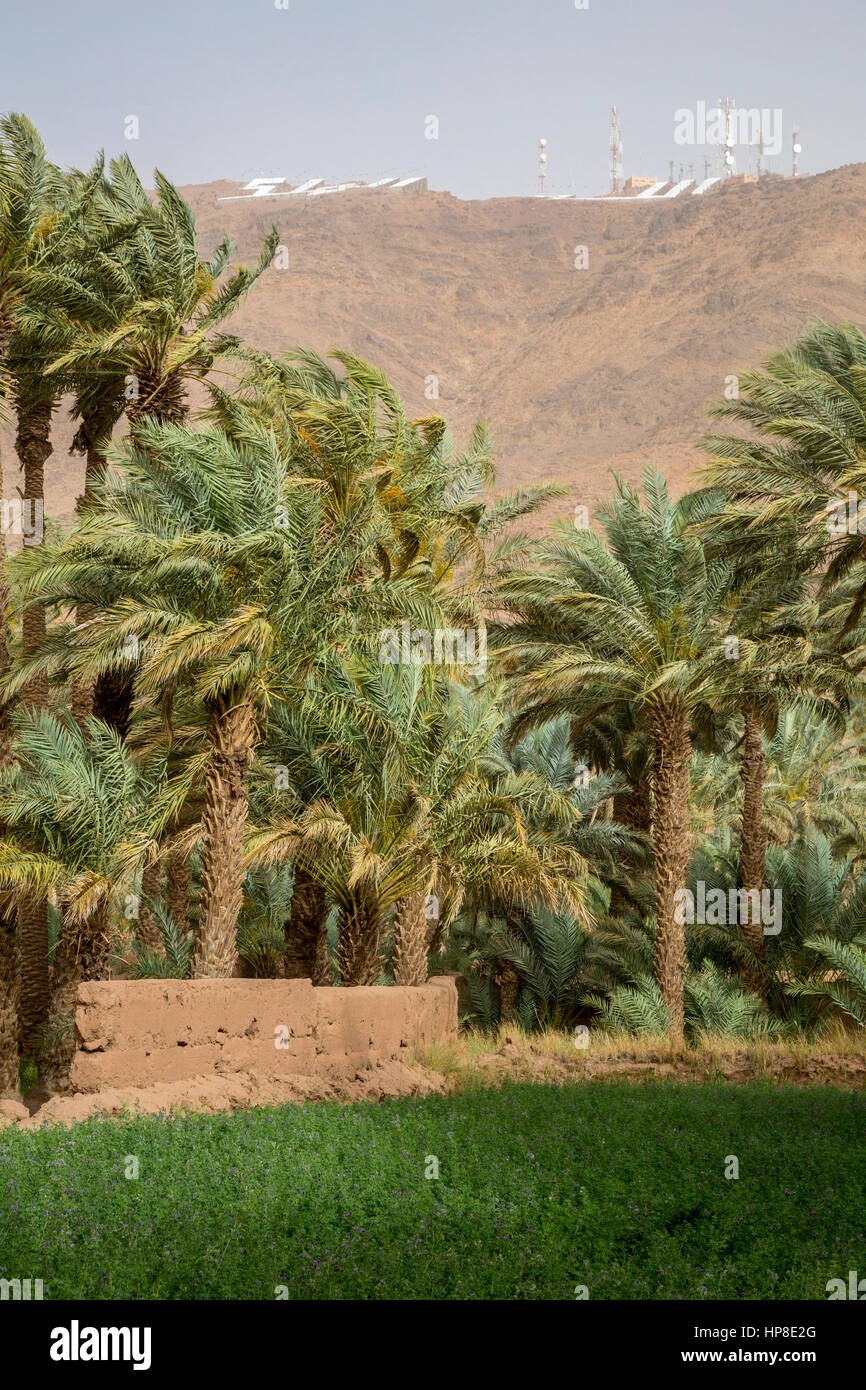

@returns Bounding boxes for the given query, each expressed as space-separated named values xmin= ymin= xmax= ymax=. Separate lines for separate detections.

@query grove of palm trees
xmin=1 ymin=105 xmax=864 ymax=1326
xmin=2 ymin=116 xmax=865 ymax=1082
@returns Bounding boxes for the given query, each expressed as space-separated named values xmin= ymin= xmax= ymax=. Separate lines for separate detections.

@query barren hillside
xmin=5 ymin=164 xmax=866 ymax=529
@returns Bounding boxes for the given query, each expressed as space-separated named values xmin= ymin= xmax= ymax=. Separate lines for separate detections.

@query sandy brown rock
xmin=0 ymin=1097 xmax=29 ymax=1126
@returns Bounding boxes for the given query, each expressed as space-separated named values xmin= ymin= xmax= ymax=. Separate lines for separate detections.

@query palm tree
xmin=0 ymin=114 xmax=106 ymax=1054
xmin=441 ymin=900 xmax=597 ymax=1031
xmin=790 ymin=933 xmax=866 ymax=1031
xmin=0 ymin=679 xmax=16 ymax=1094
xmin=0 ymin=517 xmax=16 ymax=1093
xmin=688 ymin=824 xmax=866 ymax=1029
xmin=8 ymin=327 xmax=520 ymax=980
xmin=282 ymin=866 xmax=330 ymax=983
xmin=495 ymin=712 xmax=652 ymax=907
xmin=20 ymin=158 xmax=277 ymax=733
xmin=1 ymin=120 xmax=104 ymax=698
xmin=685 ymin=494 xmax=856 ymax=998
xmin=247 ymin=664 xmax=590 ymax=987
xmin=246 ymin=701 xmax=339 ymax=984
xmin=495 ymin=469 xmax=736 ymax=1037
xmin=7 ymin=408 xmax=407 ymax=977
xmin=0 ymin=501 xmax=16 ymax=1091
xmin=0 ymin=133 xmax=19 ymax=1093
xmin=0 ymin=709 xmax=161 ymax=1086
xmin=208 ymin=347 xmax=567 ymax=618
xmin=474 ymin=711 xmax=650 ymax=1015
xmin=207 ymin=351 xmax=567 ymax=985
xmin=0 ymin=116 xmax=65 ymax=1061
xmin=692 ymin=695 xmax=866 ymax=857
xmin=699 ymin=319 xmax=866 ymax=638
xmin=36 ymin=157 xmax=278 ymax=430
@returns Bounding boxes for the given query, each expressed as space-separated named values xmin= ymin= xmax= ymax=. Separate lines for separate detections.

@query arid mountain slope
xmin=4 ymin=164 xmax=866 ymax=529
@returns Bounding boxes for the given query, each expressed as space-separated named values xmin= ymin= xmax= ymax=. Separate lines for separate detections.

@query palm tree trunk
xmin=0 ymin=901 xmax=17 ymax=1096
xmin=284 ymin=865 xmax=330 ymax=983
xmin=18 ymin=879 xmax=50 ymax=1056
xmin=126 ymin=366 xmax=187 ymax=427
xmin=166 ymin=849 xmax=190 ymax=933
xmin=41 ymin=901 xmax=113 ymax=1091
xmin=425 ymin=910 xmax=444 ymax=955
xmin=497 ymin=960 xmax=520 ymax=1023
xmin=495 ymin=915 xmax=524 ymax=1023
xmin=0 ymin=577 xmax=17 ymax=1094
xmin=0 ymin=330 xmax=19 ymax=1091
xmin=68 ymin=671 xmax=95 ymax=730
xmin=89 ymin=383 xmax=189 ymax=736
xmin=392 ymin=890 xmax=429 ymax=986
xmin=610 ymin=779 xmax=652 ymax=913
xmin=15 ymin=396 xmax=52 ymax=1053
xmin=91 ymin=668 xmax=134 ymax=739
xmin=338 ymin=892 xmax=383 ymax=986
xmin=647 ymin=700 xmax=692 ymax=1040
xmin=192 ymin=695 xmax=256 ymax=978
xmin=614 ymin=782 xmax=652 ymax=834
xmin=16 ymin=396 xmax=51 ymax=706
xmin=69 ymin=412 xmax=109 ymax=727
xmin=136 ymin=860 xmax=163 ymax=951
xmin=738 ymin=704 xmax=768 ymax=1001
xmin=0 ymin=428 xmax=20 ymax=1095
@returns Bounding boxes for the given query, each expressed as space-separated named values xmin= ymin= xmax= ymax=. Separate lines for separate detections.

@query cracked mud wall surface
xmin=69 ymin=975 xmax=459 ymax=1093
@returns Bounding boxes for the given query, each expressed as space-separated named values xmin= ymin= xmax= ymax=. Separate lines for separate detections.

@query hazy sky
xmin=2 ymin=0 xmax=864 ymax=198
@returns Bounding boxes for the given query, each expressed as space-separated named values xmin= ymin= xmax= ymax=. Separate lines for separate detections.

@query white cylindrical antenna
xmin=538 ymin=137 xmax=547 ymax=196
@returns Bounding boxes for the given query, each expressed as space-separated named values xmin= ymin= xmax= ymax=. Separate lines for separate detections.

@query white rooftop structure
xmin=559 ymin=176 xmax=722 ymax=203
xmin=218 ymin=175 xmax=424 ymax=203
xmin=635 ymin=180 xmax=666 ymax=199
xmin=309 ymin=181 xmax=364 ymax=196
xmin=658 ymin=179 xmax=693 ymax=198
xmin=245 ymin=177 xmax=286 ymax=193
xmin=286 ymin=178 xmax=325 ymax=196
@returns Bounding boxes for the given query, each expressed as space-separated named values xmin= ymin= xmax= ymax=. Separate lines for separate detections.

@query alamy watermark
xmin=1 ymin=1277 xmax=43 ymax=1300
xmin=675 ymin=881 xmax=781 ymax=935
xmin=50 ymin=1322 xmax=151 ymax=1370
xmin=1 ymin=498 xmax=43 ymax=546
xmin=828 ymin=493 xmax=866 ymax=536
xmin=673 ymin=102 xmax=782 ymax=156
xmin=826 ymin=1270 xmax=866 ymax=1299
xmin=379 ymin=620 xmax=487 ymax=677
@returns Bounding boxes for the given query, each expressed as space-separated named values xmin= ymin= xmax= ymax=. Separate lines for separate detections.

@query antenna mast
xmin=720 ymin=96 xmax=736 ymax=176
xmin=538 ymin=137 xmax=547 ymax=195
xmin=609 ymin=106 xmax=623 ymax=194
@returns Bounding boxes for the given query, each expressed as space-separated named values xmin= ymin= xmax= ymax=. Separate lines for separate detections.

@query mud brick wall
xmin=70 ymin=976 xmax=458 ymax=1093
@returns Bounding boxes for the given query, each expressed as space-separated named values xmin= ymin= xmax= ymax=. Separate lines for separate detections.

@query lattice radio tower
xmin=609 ymin=106 xmax=623 ymax=194
xmin=720 ymin=96 xmax=737 ymax=177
